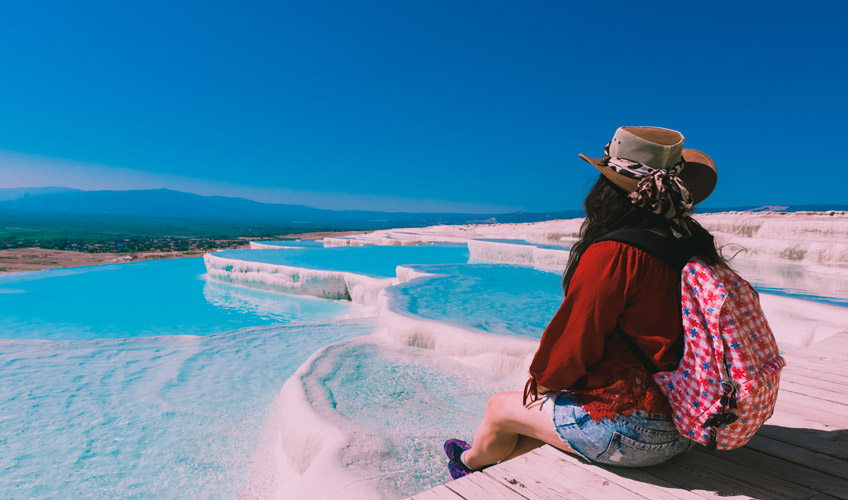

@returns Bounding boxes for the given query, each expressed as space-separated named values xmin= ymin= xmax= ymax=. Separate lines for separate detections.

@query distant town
xmin=1 ymin=235 xmax=245 ymax=253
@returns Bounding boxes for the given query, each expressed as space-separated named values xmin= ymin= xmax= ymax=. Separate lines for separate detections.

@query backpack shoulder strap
xmin=595 ymin=228 xmax=695 ymax=373
xmin=614 ymin=325 xmax=661 ymax=375
xmin=596 ymin=228 xmax=693 ymax=272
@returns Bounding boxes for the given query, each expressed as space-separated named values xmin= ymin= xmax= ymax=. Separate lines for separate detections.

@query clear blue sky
xmin=0 ymin=1 xmax=844 ymax=213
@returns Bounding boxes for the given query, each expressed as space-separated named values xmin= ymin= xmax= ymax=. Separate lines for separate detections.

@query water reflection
xmin=202 ymin=278 xmax=359 ymax=322
xmin=730 ymin=257 xmax=848 ymax=305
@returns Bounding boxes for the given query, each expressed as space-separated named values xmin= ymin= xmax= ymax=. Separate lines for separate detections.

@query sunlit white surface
xmin=3 ymin=213 xmax=848 ymax=500
xmin=0 ymin=319 xmax=376 ymax=499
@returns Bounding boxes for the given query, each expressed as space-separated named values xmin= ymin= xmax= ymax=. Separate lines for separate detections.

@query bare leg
xmin=503 ymin=435 xmax=545 ymax=461
xmin=462 ymin=391 xmax=576 ymax=469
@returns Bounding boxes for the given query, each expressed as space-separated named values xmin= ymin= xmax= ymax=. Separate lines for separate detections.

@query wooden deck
xmin=409 ymin=332 xmax=848 ymax=500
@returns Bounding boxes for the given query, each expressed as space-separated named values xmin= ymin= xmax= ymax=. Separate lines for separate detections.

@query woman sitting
xmin=444 ymin=125 xmax=724 ymax=477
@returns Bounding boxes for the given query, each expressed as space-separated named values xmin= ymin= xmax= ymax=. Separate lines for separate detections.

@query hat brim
xmin=579 ymin=149 xmax=717 ymax=205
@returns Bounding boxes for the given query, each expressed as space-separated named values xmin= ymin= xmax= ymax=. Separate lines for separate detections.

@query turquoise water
xmin=303 ymin=339 xmax=515 ymax=498
xmin=0 ymin=258 xmax=360 ymax=340
xmin=3 ymin=241 xmax=847 ymax=500
xmin=0 ymin=257 xmax=373 ymax=499
xmin=0 ymin=319 xmax=376 ymax=499
xmin=392 ymin=263 xmax=563 ymax=338
xmin=213 ymin=243 xmax=469 ymax=278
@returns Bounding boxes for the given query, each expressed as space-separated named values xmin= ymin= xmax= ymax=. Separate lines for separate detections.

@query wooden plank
xmin=787 ymin=349 xmax=848 ymax=367
xmin=788 ymin=333 xmax=848 ymax=355
xmin=784 ymin=333 xmax=848 ymax=361
xmin=823 ymin=332 xmax=848 ymax=340
xmin=700 ymin=445 xmax=848 ymax=499
xmin=808 ymin=332 xmax=848 ymax=343
xmin=409 ymin=483 xmax=464 ymax=499
xmin=643 ymin=447 xmax=837 ymax=500
xmin=820 ymin=338 xmax=848 ymax=352
xmin=408 ymin=331 xmax=848 ymax=500
xmin=533 ymin=446 xmax=707 ymax=500
xmin=775 ymin=390 xmax=848 ymax=421
xmin=811 ymin=332 xmax=848 ymax=347
xmin=780 ymin=379 xmax=848 ymax=405
xmin=767 ymin=407 xmax=841 ymax=432
xmin=786 ymin=371 xmax=848 ymax=387
xmin=766 ymin=408 xmax=846 ymax=447
xmin=445 ymin=469 xmax=530 ymax=500
xmin=757 ymin=424 xmax=848 ymax=460
xmin=745 ymin=433 xmax=848 ymax=481
xmin=782 ymin=376 xmax=848 ymax=400
xmin=783 ymin=358 xmax=848 ymax=379
xmin=781 ymin=370 xmax=848 ymax=393
xmin=479 ymin=448 xmax=606 ymax=500
xmin=794 ymin=343 xmax=848 ymax=360
xmin=409 ymin=428 xmax=846 ymax=500
xmin=769 ymin=407 xmax=847 ymax=436
xmin=783 ymin=360 xmax=848 ymax=379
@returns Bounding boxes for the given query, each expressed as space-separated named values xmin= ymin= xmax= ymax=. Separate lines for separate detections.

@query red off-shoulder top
xmin=528 ymin=240 xmax=683 ymax=421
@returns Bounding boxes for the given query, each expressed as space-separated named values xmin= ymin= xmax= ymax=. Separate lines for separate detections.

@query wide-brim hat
xmin=579 ymin=126 xmax=717 ymax=205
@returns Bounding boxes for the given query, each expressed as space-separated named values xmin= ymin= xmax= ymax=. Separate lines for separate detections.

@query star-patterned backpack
xmin=600 ymin=229 xmax=785 ymax=450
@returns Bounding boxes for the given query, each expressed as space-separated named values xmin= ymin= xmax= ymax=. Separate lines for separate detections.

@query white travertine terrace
xmin=239 ymin=339 xmax=381 ymax=500
xmin=327 ymin=220 xmax=584 ymax=248
xmin=698 ymin=212 xmax=848 ymax=269
xmin=249 ymin=242 xmax=302 ymax=250
xmin=323 ymin=232 xmax=468 ymax=247
xmin=380 ymin=266 xmax=539 ymax=374
xmin=219 ymin=211 xmax=848 ymax=500
xmin=467 ymin=240 xmax=570 ymax=271
xmin=323 ymin=212 xmax=848 ymax=269
xmin=203 ymin=253 xmax=395 ymax=307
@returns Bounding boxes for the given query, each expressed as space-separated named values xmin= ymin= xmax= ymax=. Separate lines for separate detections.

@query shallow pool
xmin=392 ymin=263 xmax=563 ymax=338
xmin=302 ymin=339 xmax=516 ymax=498
xmin=0 ymin=258 xmax=361 ymax=340
xmin=0 ymin=319 xmax=377 ymax=499
xmin=0 ymin=257 xmax=374 ymax=499
xmin=212 ymin=243 xmax=469 ymax=278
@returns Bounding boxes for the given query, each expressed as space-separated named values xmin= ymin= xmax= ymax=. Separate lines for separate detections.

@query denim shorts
xmin=543 ymin=392 xmax=694 ymax=467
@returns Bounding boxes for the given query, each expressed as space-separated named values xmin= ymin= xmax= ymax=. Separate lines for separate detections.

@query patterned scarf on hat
xmin=600 ymin=142 xmax=695 ymax=238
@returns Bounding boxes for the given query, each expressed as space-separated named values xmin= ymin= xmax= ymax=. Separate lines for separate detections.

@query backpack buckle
xmin=702 ymin=414 xmax=722 ymax=429
xmin=702 ymin=411 xmax=739 ymax=429
xmin=720 ymin=380 xmax=739 ymax=409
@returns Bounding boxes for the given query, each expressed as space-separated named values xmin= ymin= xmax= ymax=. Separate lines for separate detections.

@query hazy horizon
xmin=2 ymin=184 xmax=844 ymax=217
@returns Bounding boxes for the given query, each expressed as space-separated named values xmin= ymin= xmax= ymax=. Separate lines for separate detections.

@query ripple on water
xmin=392 ymin=263 xmax=564 ymax=338
xmin=212 ymin=243 xmax=470 ymax=279
xmin=303 ymin=339 xmax=519 ymax=499
xmin=0 ymin=319 xmax=377 ymax=500
xmin=0 ymin=258 xmax=364 ymax=340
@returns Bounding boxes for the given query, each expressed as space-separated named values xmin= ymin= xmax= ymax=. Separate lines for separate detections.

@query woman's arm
xmin=528 ymin=241 xmax=640 ymax=392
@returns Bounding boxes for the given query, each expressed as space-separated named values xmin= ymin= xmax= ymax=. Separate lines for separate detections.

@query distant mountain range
xmin=0 ymin=187 xmax=583 ymax=228
xmin=1 ymin=188 xmax=844 ymax=229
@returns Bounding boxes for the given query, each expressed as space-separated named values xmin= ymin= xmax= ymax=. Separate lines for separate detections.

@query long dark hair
xmin=561 ymin=175 xmax=727 ymax=293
